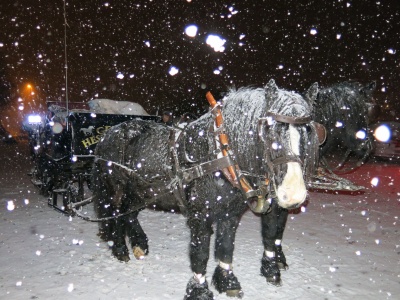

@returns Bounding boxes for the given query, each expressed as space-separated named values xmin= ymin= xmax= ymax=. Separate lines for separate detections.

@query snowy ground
xmin=0 ymin=141 xmax=399 ymax=300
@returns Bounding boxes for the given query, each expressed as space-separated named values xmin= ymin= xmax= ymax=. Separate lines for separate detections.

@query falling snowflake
xmin=206 ymin=34 xmax=226 ymax=52
xmin=370 ymin=177 xmax=379 ymax=187
xmin=7 ymin=201 xmax=15 ymax=211
xmin=169 ymin=66 xmax=179 ymax=76
xmin=184 ymin=25 xmax=198 ymax=37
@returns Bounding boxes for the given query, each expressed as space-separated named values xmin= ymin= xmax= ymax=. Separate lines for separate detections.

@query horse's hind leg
xmin=212 ymin=216 xmax=243 ymax=298
xmin=125 ymin=211 xmax=149 ymax=260
xmin=260 ymin=200 xmax=289 ymax=286
xmin=108 ymin=217 xmax=130 ymax=262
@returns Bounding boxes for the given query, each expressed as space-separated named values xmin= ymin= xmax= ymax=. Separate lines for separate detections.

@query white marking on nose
xmin=276 ymin=125 xmax=307 ymax=208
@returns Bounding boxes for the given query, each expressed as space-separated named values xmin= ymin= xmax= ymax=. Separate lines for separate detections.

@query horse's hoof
xmin=112 ymin=245 xmax=130 ymax=262
xmin=266 ymin=275 xmax=282 ymax=286
xmin=184 ymin=277 xmax=214 ymax=300
xmin=275 ymin=245 xmax=289 ymax=270
xmin=133 ymin=246 xmax=146 ymax=260
xmin=226 ymin=289 xmax=244 ymax=298
xmin=212 ymin=266 xmax=243 ymax=298
xmin=277 ymin=261 xmax=289 ymax=271
xmin=260 ymin=255 xmax=282 ymax=286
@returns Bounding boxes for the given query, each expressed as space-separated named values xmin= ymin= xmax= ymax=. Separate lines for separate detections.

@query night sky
xmin=0 ymin=0 xmax=399 ymax=119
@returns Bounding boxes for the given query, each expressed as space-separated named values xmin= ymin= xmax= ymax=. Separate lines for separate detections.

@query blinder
xmin=310 ymin=121 xmax=327 ymax=145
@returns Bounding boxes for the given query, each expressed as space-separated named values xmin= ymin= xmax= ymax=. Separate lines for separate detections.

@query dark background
xmin=0 ymin=0 xmax=399 ymax=119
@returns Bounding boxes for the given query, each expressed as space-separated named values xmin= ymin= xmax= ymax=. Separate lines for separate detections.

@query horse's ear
xmin=264 ymin=79 xmax=279 ymax=105
xmin=305 ymin=82 xmax=318 ymax=105
xmin=360 ymin=81 xmax=376 ymax=96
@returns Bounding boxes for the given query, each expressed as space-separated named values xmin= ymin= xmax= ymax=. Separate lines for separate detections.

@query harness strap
xmin=272 ymin=155 xmax=302 ymax=166
xmin=264 ymin=112 xmax=312 ymax=124
xmin=168 ymin=129 xmax=187 ymax=215
xmin=180 ymin=155 xmax=236 ymax=183
xmin=206 ymin=91 xmax=271 ymax=214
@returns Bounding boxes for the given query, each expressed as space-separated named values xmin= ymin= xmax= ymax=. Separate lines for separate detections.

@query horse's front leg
xmin=212 ymin=215 xmax=244 ymax=298
xmin=126 ymin=211 xmax=149 ymax=260
xmin=260 ymin=200 xmax=289 ymax=286
xmin=110 ymin=216 xmax=130 ymax=262
xmin=184 ymin=215 xmax=214 ymax=300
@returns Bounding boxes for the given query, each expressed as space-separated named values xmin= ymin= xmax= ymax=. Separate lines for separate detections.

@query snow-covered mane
xmin=221 ymin=80 xmax=317 ymax=176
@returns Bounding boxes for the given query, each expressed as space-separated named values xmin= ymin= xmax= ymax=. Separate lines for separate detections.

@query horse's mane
xmin=222 ymin=86 xmax=312 ymax=134
xmin=220 ymin=86 xmax=312 ymax=176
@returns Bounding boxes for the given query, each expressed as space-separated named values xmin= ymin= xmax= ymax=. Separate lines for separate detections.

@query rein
xmin=206 ymin=92 xmax=270 ymax=213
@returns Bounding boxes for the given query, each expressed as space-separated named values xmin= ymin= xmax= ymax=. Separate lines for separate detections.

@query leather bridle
xmin=258 ymin=111 xmax=326 ymax=191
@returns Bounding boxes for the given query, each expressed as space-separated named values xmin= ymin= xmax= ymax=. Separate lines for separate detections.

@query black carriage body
xmin=67 ymin=112 xmax=160 ymax=174
xmin=32 ymin=110 xmax=160 ymax=211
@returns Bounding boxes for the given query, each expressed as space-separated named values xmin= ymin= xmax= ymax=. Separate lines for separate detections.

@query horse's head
xmin=260 ymin=79 xmax=321 ymax=209
xmin=316 ymin=81 xmax=376 ymax=159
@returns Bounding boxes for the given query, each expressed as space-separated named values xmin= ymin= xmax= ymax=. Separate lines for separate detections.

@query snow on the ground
xmin=0 ymin=141 xmax=398 ymax=299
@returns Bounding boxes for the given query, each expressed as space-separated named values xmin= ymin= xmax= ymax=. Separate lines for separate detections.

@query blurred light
xmin=7 ymin=200 xmax=15 ymax=211
xmin=185 ymin=25 xmax=198 ymax=37
xmin=355 ymin=130 xmax=366 ymax=139
xmin=28 ymin=115 xmax=42 ymax=124
xmin=310 ymin=28 xmax=318 ymax=35
xmin=335 ymin=121 xmax=343 ymax=127
xmin=206 ymin=34 xmax=226 ymax=52
xmin=52 ymin=123 xmax=63 ymax=134
xmin=370 ymin=177 xmax=379 ymax=187
xmin=169 ymin=66 xmax=179 ymax=76
xmin=374 ymin=124 xmax=391 ymax=142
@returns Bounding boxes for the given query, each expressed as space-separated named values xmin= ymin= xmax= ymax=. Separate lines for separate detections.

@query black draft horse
xmin=91 ymin=79 xmax=321 ymax=299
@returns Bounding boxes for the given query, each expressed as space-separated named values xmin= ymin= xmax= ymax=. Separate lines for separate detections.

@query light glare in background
xmin=374 ymin=124 xmax=391 ymax=142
